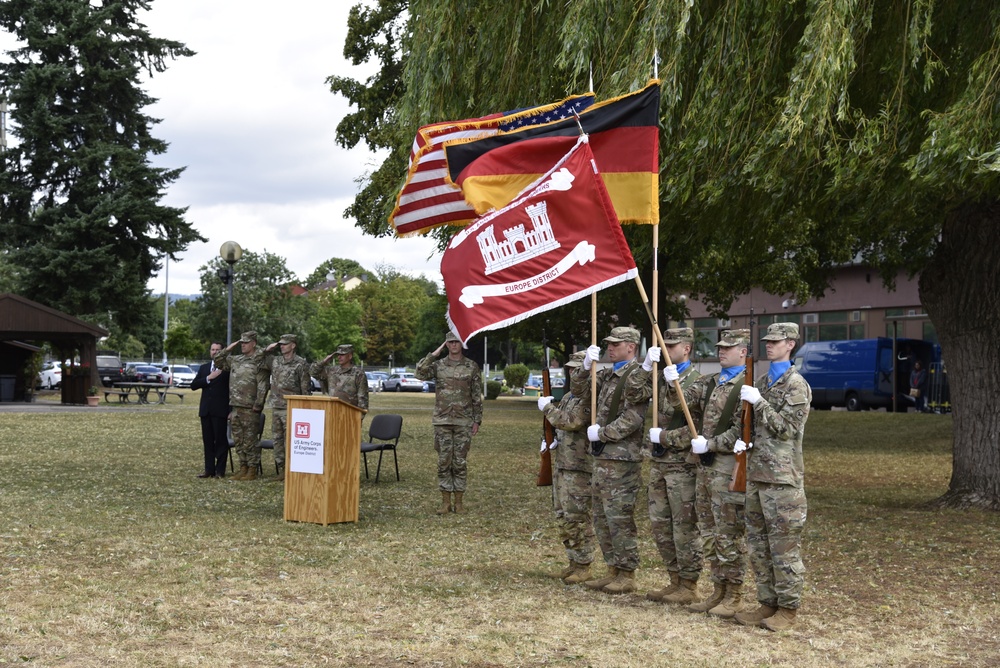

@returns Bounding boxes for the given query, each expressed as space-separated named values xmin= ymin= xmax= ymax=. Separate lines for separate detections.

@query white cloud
xmin=134 ymin=0 xmax=443 ymax=295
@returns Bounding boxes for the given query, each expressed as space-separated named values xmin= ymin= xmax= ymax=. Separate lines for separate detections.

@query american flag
xmin=390 ymin=94 xmax=594 ymax=237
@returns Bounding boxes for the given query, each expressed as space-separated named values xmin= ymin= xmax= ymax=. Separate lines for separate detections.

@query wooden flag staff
xmin=633 ymin=276 xmax=698 ymax=438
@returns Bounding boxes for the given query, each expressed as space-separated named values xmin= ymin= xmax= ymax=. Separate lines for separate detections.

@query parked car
xmin=37 ymin=361 xmax=62 ymax=389
xmin=169 ymin=364 xmax=196 ymax=388
xmin=130 ymin=364 xmax=165 ymax=383
xmin=96 ymin=353 xmax=125 ymax=387
xmin=367 ymin=371 xmax=388 ymax=392
xmin=383 ymin=372 xmax=424 ymax=392
xmin=423 ymin=379 xmax=436 ymax=392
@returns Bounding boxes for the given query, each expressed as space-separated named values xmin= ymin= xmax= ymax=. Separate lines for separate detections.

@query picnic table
xmin=107 ymin=382 xmax=183 ymax=405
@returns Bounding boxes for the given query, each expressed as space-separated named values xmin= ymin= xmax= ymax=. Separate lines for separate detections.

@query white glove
xmin=733 ymin=439 xmax=753 ymax=454
xmin=649 ymin=427 xmax=662 ymax=444
xmin=691 ymin=435 xmax=708 ymax=454
xmin=642 ymin=346 xmax=661 ymax=372
xmin=540 ymin=438 xmax=547 ymax=453
xmin=741 ymin=385 xmax=762 ymax=405
xmin=582 ymin=345 xmax=601 ymax=371
xmin=549 ymin=438 xmax=558 ymax=450
xmin=586 ymin=424 xmax=601 ymax=442
xmin=537 ymin=395 xmax=554 ymax=411
xmin=663 ymin=364 xmax=679 ymax=383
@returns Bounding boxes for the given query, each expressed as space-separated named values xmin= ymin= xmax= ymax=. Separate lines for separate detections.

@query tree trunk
xmin=920 ymin=200 xmax=1000 ymax=510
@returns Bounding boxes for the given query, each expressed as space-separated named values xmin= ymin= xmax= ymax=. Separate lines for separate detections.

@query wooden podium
xmin=283 ymin=395 xmax=364 ymax=525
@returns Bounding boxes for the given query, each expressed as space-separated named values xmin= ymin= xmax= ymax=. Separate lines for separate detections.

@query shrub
xmin=504 ymin=363 xmax=530 ymax=389
xmin=485 ymin=380 xmax=503 ymax=400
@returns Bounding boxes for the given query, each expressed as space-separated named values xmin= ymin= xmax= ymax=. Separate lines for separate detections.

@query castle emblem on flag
xmin=476 ymin=201 xmax=561 ymax=275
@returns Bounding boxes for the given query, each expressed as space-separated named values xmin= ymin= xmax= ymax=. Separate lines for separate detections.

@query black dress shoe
xmin=197 ymin=472 xmax=213 ymax=478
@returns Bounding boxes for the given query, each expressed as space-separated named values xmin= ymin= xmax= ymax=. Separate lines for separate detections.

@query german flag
xmin=444 ymin=81 xmax=660 ymax=224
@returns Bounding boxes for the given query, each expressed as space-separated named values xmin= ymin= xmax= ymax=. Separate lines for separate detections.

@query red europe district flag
xmin=442 ymin=136 xmax=637 ymax=344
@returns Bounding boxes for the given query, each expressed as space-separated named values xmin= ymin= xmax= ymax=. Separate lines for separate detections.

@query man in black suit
xmin=191 ymin=342 xmax=231 ymax=478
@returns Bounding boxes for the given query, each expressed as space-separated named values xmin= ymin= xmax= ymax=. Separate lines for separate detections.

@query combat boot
xmin=662 ymin=578 xmax=699 ymax=605
xmin=735 ymin=604 xmax=778 ymax=627
xmin=583 ymin=567 xmax=618 ymax=590
xmin=708 ymin=583 xmax=744 ymax=618
xmin=557 ymin=563 xmax=578 ymax=580
xmin=437 ymin=491 xmax=452 ymax=515
xmin=271 ymin=464 xmax=285 ymax=482
xmin=646 ymin=572 xmax=681 ymax=602
xmin=562 ymin=562 xmax=592 ymax=585
xmin=686 ymin=581 xmax=726 ymax=613
xmin=762 ymin=607 xmax=797 ymax=632
xmin=453 ymin=491 xmax=465 ymax=513
xmin=232 ymin=465 xmax=249 ymax=481
xmin=602 ymin=569 xmax=636 ymax=595
xmin=244 ymin=467 xmax=258 ymax=481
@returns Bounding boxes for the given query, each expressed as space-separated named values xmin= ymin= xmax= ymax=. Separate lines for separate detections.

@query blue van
xmin=793 ymin=338 xmax=942 ymax=411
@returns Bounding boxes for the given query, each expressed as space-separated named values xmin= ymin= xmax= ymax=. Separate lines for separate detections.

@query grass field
xmin=1 ymin=391 xmax=998 ymax=667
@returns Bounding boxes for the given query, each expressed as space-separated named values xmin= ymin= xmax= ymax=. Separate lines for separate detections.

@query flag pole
xmin=633 ymin=275 xmax=698 ymax=437
xmin=591 ymin=293 xmax=597 ymax=425
xmin=650 ymin=48 xmax=661 ymax=430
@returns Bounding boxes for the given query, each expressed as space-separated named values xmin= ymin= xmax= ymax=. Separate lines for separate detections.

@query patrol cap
xmin=444 ymin=331 xmax=461 ymax=343
xmin=278 ymin=334 xmax=297 ymax=345
xmin=762 ymin=322 xmax=800 ymax=341
xmin=662 ymin=327 xmax=694 ymax=344
xmin=716 ymin=329 xmax=750 ymax=348
xmin=564 ymin=351 xmax=587 ymax=368
xmin=603 ymin=326 xmax=641 ymax=344
xmin=239 ymin=331 xmax=257 ymax=343
xmin=335 ymin=344 xmax=354 ymax=355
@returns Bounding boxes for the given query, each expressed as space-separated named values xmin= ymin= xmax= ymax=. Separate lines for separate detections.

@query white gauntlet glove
xmin=691 ymin=435 xmax=708 ymax=454
xmin=642 ymin=347 xmax=661 ymax=372
xmin=740 ymin=385 xmax=762 ymax=405
xmin=537 ymin=395 xmax=554 ymax=411
xmin=733 ymin=439 xmax=753 ymax=454
xmin=662 ymin=364 xmax=679 ymax=383
xmin=540 ymin=438 xmax=547 ymax=453
xmin=586 ymin=424 xmax=601 ymax=442
xmin=583 ymin=345 xmax=601 ymax=371
xmin=649 ymin=427 xmax=662 ymax=444
xmin=549 ymin=438 xmax=558 ymax=450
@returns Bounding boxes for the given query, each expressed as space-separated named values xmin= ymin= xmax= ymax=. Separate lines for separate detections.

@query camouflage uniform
xmin=662 ymin=331 xmax=749 ymax=589
xmin=627 ymin=353 xmax=703 ymax=582
xmin=310 ymin=344 xmax=369 ymax=410
xmin=542 ymin=356 xmax=594 ymax=567
xmin=214 ymin=332 xmax=270 ymax=470
xmin=572 ymin=330 xmax=649 ymax=573
xmin=745 ymin=323 xmax=811 ymax=611
xmin=415 ymin=342 xmax=483 ymax=493
xmin=262 ymin=335 xmax=312 ymax=467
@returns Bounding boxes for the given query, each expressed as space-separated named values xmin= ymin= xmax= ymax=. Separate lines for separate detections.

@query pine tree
xmin=0 ymin=0 xmax=202 ymax=333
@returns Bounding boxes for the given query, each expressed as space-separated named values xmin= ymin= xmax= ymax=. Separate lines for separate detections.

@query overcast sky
xmin=131 ymin=1 xmax=442 ymax=295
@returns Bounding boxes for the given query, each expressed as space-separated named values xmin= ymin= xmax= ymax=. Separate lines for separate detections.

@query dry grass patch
xmin=0 ymin=394 xmax=998 ymax=666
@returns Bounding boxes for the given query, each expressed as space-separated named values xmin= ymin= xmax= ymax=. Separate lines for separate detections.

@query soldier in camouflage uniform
xmin=262 ymin=334 xmax=312 ymax=481
xmin=214 ymin=331 xmax=270 ymax=481
xmin=537 ymin=351 xmax=594 ymax=584
xmin=661 ymin=329 xmax=750 ymax=616
xmin=625 ymin=328 xmax=704 ymax=604
xmin=573 ymin=326 xmax=649 ymax=595
xmin=415 ymin=331 xmax=482 ymax=514
xmin=734 ymin=323 xmax=811 ymax=632
xmin=310 ymin=344 xmax=369 ymax=410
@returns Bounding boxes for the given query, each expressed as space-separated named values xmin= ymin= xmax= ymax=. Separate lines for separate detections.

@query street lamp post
xmin=218 ymin=241 xmax=243 ymax=345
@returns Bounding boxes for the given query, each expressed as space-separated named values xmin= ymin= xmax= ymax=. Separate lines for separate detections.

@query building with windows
xmin=673 ymin=265 xmax=933 ymax=361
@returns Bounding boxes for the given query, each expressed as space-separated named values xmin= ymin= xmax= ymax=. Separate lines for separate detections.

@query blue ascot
xmin=718 ymin=365 xmax=742 ymax=384
xmin=768 ymin=360 xmax=792 ymax=386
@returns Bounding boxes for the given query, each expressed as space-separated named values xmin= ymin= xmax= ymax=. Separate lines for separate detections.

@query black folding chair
xmin=360 ymin=414 xmax=403 ymax=482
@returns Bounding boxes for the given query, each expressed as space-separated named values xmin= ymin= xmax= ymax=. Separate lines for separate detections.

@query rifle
xmin=537 ymin=366 xmax=555 ymax=486
xmin=730 ymin=314 xmax=753 ymax=493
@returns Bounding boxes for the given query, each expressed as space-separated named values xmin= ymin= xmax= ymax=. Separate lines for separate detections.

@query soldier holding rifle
xmin=537 ymin=351 xmax=594 ymax=584
xmin=734 ymin=322 xmax=811 ymax=631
